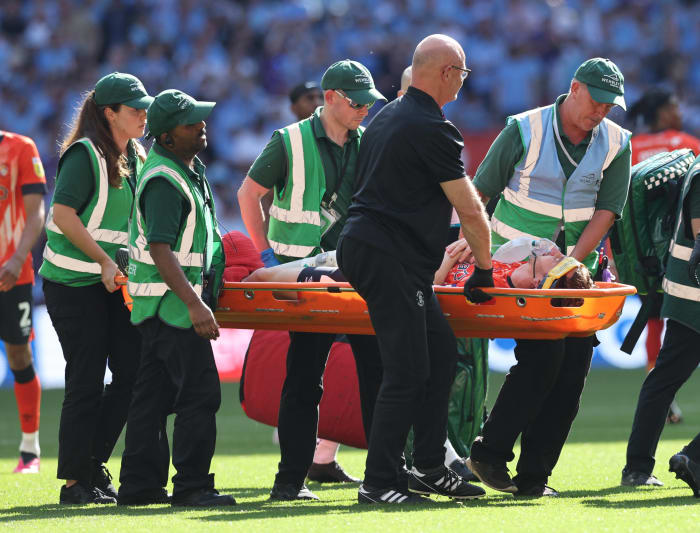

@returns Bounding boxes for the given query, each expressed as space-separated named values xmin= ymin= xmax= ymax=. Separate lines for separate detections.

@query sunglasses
xmin=450 ymin=65 xmax=472 ymax=81
xmin=334 ymin=90 xmax=374 ymax=110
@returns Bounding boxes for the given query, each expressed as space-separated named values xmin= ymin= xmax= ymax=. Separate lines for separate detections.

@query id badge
xmin=320 ymin=202 xmax=340 ymax=238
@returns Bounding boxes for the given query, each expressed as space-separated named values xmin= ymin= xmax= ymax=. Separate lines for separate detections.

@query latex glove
xmin=463 ymin=266 xmax=494 ymax=303
xmin=688 ymin=236 xmax=700 ymax=287
xmin=261 ymin=247 xmax=280 ymax=268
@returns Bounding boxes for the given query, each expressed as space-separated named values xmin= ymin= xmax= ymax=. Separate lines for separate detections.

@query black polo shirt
xmin=341 ymin=86 xmax=466 ymax=280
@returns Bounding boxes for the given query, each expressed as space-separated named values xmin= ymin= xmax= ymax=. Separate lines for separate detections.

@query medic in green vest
xmin=128 ymin=89 xmax=224 ymax=336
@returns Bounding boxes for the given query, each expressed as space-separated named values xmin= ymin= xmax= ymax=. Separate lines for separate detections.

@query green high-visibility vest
xmin=661 ymin=155 xmax=700 ymax=333
xmin=128 ymin=148 xmax=223 ymax=329
xmin=40 ymin=138 xmax=136 ymax=286
xmin=268 ymin=115 xmax=362 ymax=259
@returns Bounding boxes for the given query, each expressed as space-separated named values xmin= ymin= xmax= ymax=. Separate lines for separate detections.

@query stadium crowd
xmin=2 ymin=0 xmax=700 ymax=227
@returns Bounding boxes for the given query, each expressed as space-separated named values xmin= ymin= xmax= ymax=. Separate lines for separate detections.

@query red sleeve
xmin=18 ymin=137 xmax=46 ymax=187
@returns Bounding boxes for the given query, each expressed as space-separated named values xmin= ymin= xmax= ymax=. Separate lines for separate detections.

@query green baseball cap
xmin=574 ymin=57 xmax=626 ymax=110
xmin=94 ymin=72 xmax=153 ymax=109
xmin=147 ymin=89 xmax=216 ymax=138
xmin=321 ymin=59 xmax=386 ymax=105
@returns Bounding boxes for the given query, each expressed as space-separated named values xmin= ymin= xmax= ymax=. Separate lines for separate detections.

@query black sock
xmin=20 ymin=451 xmax=38 ymax=463
xmin=11 ymin=363 xmax=35 ymax=384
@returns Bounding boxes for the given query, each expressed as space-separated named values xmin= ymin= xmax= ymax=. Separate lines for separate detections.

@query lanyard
xmin=552 ymin=110 xmax=594 ymax=169
xmin=324 ymin=139 xmax=353 ymax=205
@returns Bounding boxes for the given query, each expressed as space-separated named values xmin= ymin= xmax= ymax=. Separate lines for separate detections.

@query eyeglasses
xmin=334 ymin=90 xmax=374 ymax=110
xmin=450 ymin=65 xmax=472 ymax=81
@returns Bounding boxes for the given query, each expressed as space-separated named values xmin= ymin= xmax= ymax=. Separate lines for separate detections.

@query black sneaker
xmin=408 ymin=466 xmax=485 ymax=499
xmin=92 ymin=461 xmax=118 ymax=499
xmin=466 ymin=457 xmax=517 ymax=493
xmin=669 ymin=452 xmax=700 ymax=497
xmin=269 ymin=483 xmax=319 ymax=501
xmin=307 ymin=461 xmax=361 ymax=483
xmin=358 ymin=484 xmax=430 ymax=504
xmin=171 ymin=488 xmax=236 ymax=507
xmin=60 ymin=483 xmax=116 ymax=505
xmin=117 ymin=488 xmax=171 ymax=506
xmin=620 ymin=468 xmax=663 ymax=487
xmin=449 ymin=458 xmax=480 ymax=483
xmin=514 ymin=484 xmax=559 ymax=498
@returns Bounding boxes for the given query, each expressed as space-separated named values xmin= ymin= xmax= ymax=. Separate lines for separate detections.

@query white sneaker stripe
xmin=397 ymin=495 xmax=408 ymax=503
xmin=380 ymin=490 xmax=395 ymax=502
xmin=388 ymin=493 xmax=402 ymax=503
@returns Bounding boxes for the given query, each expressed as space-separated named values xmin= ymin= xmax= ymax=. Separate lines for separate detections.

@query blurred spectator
xmin=1 ymin=0 xmax=700 ymax=229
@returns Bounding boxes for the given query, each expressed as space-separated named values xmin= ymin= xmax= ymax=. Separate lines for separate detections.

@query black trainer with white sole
xmin=408 ymin=466 xmax=485 ymax=499
xmin=358 ymin=484 xmax=430 ymax=504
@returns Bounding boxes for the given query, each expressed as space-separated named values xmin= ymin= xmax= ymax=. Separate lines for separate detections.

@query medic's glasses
xmin=334 ymin=90 xmax=374 ymax=110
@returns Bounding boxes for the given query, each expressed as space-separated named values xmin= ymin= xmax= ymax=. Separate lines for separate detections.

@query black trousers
xmin=119 ymin=318 xmax=221 ymax=498
xmin=625 ymin=319 xmax=700 ymax=474
xmin=44 ymin=279 xmax=141 ymax=485
xmin=338 ymin=236 xmax=457 ymax=489
xmin=470 ymin=334 xmax=594 ymax=489
xmin=274 ymin=330 xmax=383 ymax=488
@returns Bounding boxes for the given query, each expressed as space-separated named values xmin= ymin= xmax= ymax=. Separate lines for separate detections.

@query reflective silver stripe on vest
xmin=84 ymin=138 xmax=110 ymax=231
xmin=503 ymin=188 xmax=561 ymax=218
xmin=129 ymin=245 xmax=204 ymax=267
xmin=42 ymin=243 xmax=101 ymax=274
xmin=670 ymin=241 xmax=692 ymax=262
xmin=45 ymin=139 xmax=125 ymax=244
xmin=45 ymin=213 xmax=128 ymax=244
xmin=602 ymin=119 xmax=624 ymax=171
xmin=522 ymin=109 xmax=544 ymax=181
xmin=133 ymin=165 xmax=197 ymax=263
xmin=269 ymin=123 xmax=322 ymax=225
xmin=491 ymin=216 xmax=538 ymax=242
xmin=128 ymin=280 xmax=203 ymax=297
xmin=268 ymin=204 xmax=321 ymax=225
xmin=663 ymin=277 xmax=700 ymax=302
xmin=268 ymin=238 xmax=316 ymax=258
xmin=563 ymin=206 xmax=595 ymax=223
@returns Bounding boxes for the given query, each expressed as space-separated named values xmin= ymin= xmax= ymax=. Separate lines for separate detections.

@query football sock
xmin=12 ymin=364 xmax=41 ymax=456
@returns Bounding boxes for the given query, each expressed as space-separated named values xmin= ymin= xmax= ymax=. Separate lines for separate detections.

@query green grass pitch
xmin=1 ymin=369 xmax=698 ymax=532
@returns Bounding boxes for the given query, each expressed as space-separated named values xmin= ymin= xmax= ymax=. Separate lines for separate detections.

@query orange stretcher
xmin=215 ymin=281 xmax=636 ymax=339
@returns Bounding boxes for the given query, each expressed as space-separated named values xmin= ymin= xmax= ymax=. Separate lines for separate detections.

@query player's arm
xmin=0 ymin=194 xmax=45 ymax=291
xmin=52 ymin=203 xmax=119 ymax=292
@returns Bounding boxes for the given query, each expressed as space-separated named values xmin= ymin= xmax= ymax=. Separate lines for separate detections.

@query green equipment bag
xmin=609 ymin=148 xmax=696 ymax=353
xmin=405 ymin=337 xmax=488 ymax=464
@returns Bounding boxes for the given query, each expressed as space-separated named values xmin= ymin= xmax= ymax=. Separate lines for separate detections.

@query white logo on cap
xmin=172 ymin=94 xmax=191 ymax=110
xmin=354 ymin=74 xmax=370 ymax=85
xmin=601 ymin=73 xmax=620 ymax=89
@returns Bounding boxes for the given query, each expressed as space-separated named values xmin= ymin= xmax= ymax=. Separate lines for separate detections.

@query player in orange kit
xmin=628 ymin=89 xmax=700 ymax=424
xmin=0 ymin=130 xmax=46 ymax=473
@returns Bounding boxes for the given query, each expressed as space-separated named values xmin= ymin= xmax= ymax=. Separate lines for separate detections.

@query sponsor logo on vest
xmin=416 ymin=290 xmax=424 ymax=307
xmin=580 ymin=172 xmax=601 ymax=186
xmin=601 ymin=74 xmax=620 ymax=89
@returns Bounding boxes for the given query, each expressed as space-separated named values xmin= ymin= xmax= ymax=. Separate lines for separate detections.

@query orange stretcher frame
xmin=215 ymin=281 xmax=636 ymax=339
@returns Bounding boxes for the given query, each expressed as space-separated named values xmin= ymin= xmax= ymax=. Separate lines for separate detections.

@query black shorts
xmin=0 ymin=282 xmax=33 ymax=344
xmin=296 ymin=266 xmax=346 ymax=283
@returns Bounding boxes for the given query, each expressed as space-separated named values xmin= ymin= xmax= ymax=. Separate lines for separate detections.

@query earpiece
xmin=165 ymin=134 xmax=174 ymax=146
